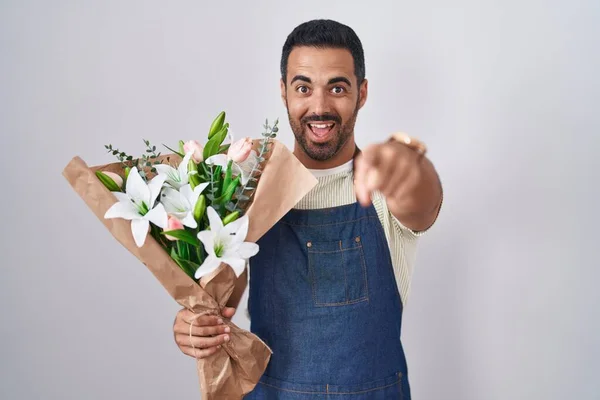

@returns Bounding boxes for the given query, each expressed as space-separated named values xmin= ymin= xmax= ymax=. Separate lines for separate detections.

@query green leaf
xmin=214 ymin=165 xmax=224 ymax=197
xmin=203 ymin=125 xmax=229 ymax=160
xmin=223 ymin=160 xmax=233 ymax=195
xmin=95 ymin=171 xmax=122 ymax=192
xmin=218 ymin=144 xmax=231 ymax=153
xmin=214 ymin=176 xmax=240 ymax=205
xmin=170 ymin=248 xmax=198 ymax=278
xmin=161 ymin=229 xmax=200 ymax=246
xmin=162 ymin=143 xmax=185 ymax=157
xmin=177 ymin=240 xmax=190 ymax=260
xmin=203 ymin=137 xmax=221 ymax=160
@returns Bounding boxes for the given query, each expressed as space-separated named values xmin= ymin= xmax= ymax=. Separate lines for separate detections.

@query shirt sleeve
xmin=371 ymin=192 xmax=416 ymax=306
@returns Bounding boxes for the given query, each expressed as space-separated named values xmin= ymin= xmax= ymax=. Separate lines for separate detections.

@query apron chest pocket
xmin=307 ymin=235 xmax=369 ymax=306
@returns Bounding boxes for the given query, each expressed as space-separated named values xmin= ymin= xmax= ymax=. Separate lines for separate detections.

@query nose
xmin=310 ymin=89 xmax=331 ymax=117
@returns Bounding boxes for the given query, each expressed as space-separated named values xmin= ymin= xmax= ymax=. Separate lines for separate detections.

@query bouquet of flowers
xmin=62 ymin=111 xmax=318 ymax=399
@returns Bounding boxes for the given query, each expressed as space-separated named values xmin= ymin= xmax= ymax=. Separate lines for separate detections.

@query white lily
xmin=154 ymin=151 xmax=194 ymax=189
xmin=195 ymin=207 xmax=259 ymax=279
xmin=104 ymin=167 xmax=168 ymax=247
xmin=205 ymin=133 xmax=259 ymax=185
xmin=159 ymin=183 xmax=209 ymax=229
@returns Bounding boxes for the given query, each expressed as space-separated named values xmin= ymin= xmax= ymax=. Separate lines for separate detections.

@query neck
xmin=294 ymin=138 xmax=357 ymax=170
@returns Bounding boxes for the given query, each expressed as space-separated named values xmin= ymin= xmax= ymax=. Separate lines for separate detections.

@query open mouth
xmin=307 ymin=122 xmax=336 ymax=140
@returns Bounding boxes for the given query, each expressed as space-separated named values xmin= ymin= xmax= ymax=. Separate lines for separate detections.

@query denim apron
xmin=245 ymin=202 xmax=411 ymax=399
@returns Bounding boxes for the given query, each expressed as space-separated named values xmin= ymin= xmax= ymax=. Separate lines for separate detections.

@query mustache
xmin=302 ymin=114 xmax=341 ymax=124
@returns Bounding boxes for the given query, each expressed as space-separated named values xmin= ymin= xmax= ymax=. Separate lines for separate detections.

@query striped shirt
xmin=297 ymin=159 xmax=426 ymax=306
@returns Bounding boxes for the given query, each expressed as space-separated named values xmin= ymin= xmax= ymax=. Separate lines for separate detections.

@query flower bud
xmin=228 ymin=137 xmax=253 ymax=163
xmin=103 ymin=171 xmax=123 ymax=188
xmin=183 ymin=140 xmax=204 ymax=163
xmin=165 ymin=216 xmax=184 ymax=241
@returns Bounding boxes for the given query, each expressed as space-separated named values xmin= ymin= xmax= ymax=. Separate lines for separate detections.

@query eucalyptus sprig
xmin=104 ymin=139 xmax=167 ymax=181
xmin=229 ymin=118 xmax=278 ymax=212
xmin=140 ymin=138 xmax=163 ymax=175
xmin=104 ymin=144 xmax=134 ymax=167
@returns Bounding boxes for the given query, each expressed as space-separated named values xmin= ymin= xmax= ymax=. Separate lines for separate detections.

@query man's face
xmin=281 ymin=46 xmax=368 ymax=162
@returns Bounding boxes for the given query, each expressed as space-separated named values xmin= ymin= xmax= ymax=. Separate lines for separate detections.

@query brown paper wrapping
xmin=62 ymin=139 xmax=318 ymax=399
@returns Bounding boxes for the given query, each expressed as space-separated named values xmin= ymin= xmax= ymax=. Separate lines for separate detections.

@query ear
xmin=358 ymin=78 xmax=368 ymax=110
xmin=280 ymin=78 xmax=287 ymax=107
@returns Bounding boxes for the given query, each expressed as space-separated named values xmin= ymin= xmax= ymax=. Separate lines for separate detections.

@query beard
xmin=286 ymin=98 xmax=360 ymax=162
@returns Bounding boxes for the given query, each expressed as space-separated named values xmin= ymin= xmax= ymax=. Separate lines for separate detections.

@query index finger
xmin=186 ymin=314 xmax=223 ymax=327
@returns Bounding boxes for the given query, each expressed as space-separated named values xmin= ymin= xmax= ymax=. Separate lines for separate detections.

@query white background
xmin=1 ymin=1 xmax=599 ymax=399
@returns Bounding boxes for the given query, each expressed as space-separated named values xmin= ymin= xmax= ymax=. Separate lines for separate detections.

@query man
xmin=173 ymin=19 xmax=443 ymax=398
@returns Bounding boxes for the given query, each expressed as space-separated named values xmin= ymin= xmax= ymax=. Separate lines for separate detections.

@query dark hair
xmin=280 ymin=19 xmax=366 ymax=86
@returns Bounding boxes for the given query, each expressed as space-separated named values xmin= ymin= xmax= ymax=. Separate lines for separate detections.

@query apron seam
xmin=281 ymin=215 xmax=378 ymax=227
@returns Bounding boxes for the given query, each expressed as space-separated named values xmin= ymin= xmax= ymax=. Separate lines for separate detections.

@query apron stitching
xmin=314 ymin=297 xmax=368 ymax=307
xmin=358 ymin=238 xmax=370 ymax=301
xmin=281 ymin=215 xmax=378 ymax=227
xmin=340 ymin=241 xmax=349 ymax=302
xmin=258 ymin=377 xmax=402 ymax=395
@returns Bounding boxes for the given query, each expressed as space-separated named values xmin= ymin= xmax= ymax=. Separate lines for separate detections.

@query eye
xmin=296 ymin=85 xmax=310 ymax=94
xmin=331 ymin=86 xmax=345 ymax=94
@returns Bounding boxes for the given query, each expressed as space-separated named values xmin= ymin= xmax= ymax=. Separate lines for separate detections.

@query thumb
xmin=221 ymin=307 xmax=236 ymax=319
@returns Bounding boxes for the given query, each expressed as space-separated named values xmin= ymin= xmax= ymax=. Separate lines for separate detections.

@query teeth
xmin=309 ymin=123 xmax=333 ymax=129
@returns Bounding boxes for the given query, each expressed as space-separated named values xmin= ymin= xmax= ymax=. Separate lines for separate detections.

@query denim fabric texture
xmin=245 ymin=202 xmax=410 ymax=399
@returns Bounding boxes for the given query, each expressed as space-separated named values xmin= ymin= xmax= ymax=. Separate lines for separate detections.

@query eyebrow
xmin=328 ymin=77 xmax=352 ymax=86
xmin=290 ymin=75 xmax=352 ymax=87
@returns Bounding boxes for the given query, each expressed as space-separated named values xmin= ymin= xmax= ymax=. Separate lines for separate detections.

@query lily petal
xmin=145 ymin=203 xmax=168 ymax=229
xmin=223 ymin=215 xmax=250 ymax=242
xmin=181 ymin=212 xmax=197 ymax=229
xmin=204 ymin=154 xmax=228 ymax=168
xmin=194 ymin=256 xmax=221 ymax=279
xmin=237 ymin=242 xmax=259 ymax=259
xmin=160 ymin=187 xmax=189 ymax=215
xmin=131 ymin=218 xmax=150 ymax=247
xmin=192 ymin=182 xmax=210 ymax=198
xmin=197 ymin=230 xmax=216 ymax=256
xmin=154 ymin=164 xmax=178 ymax=181
xmin=104 ymin=201 xmax=140 ymax=220
xmin=177 ymin=152 xmax=194 ymax=183
xmin=112 ymin=192 xmax=130 ymax=203
xmin=206 ymin=207 xmax=223 ymax=234
xmin=179 ymin=184 xmax=197 ymax=206
xmin=222 ymin=257 xmax=246 ymax=277
xmin=126 ymin=167 xmax=151 ymax=207
xmin=147 ymin=175 xmax=166 ymax=206
xmin=224 ymin=214 xmax=249 ymax=243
